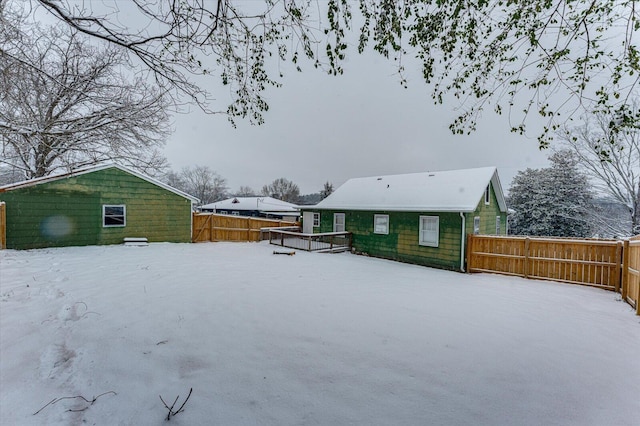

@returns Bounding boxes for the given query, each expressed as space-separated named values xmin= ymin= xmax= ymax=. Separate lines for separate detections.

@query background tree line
xmin=161 ymin=165 xmax=333 ymax=206
xmin=508 ymin=116 xmax=639 ymax=237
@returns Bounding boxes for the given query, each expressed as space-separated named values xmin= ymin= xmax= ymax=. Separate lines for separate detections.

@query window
xmin=313 ymin=212 xmax=320 ymax=227
xmin=231 ymin=211 xmax=240 ymax=216
xmin=333 ymin=213 xmax=345 ymax=232
xmin=374 ymin=214 xmax=389 ymax=234
xmin=103 ymin=205 xmax=126 ymax=227
xmin=485 ymin=185 xmax=491 ymax=205
xmin=496 ymin=216 xmax=501 ymax=235
xmin=419 ymin=216 xmax=439 ymax=247
xmin=473 ymin=216 xmax=480 ymax=234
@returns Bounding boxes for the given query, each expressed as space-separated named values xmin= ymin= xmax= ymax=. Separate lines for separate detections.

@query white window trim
xmin=419 ymin=215 xmax=439 ymax=247
xmin=485 ymin=185 xmax=491 ymax=205
xmin=313 ymin=212 xmax=320 ymax=227
xmin=103 ymin=204 xmax=126 ymax=227
xmin=373 ymin=214 xmax=389 ymax=235
xmin=333 ymin=213 xmax=345 ymax=232
xmin=496 ymin=216 xmax=501 ymax=235
xmin=474 ymin=216 xmax=480 ymax=234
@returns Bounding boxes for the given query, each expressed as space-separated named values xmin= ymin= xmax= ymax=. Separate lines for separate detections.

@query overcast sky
xmin=164 ymin=45 xmax=550 ymax=195
xmin=33 ymin=1 xmax=551 ymax=195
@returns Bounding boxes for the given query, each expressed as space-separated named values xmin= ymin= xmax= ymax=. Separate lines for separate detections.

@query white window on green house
xmin=474 ymin=216 xmax=480 ymax=234
xmin=333 ymin=213 xmax=345 ymax=232
xmin=419 ymin=216 xmax=439 ymax=247
xmin=485 ymin=185 xmax=491 ymax=205
xmin=496 ymin=216 xmax=501 ymax=235
xmin=374 ymin=214 xmax=389 ymax=234
xmin=103 ymin=205 xmax=126 ymax=227
xmin=313 ymin=212 xmax=320 ymax=227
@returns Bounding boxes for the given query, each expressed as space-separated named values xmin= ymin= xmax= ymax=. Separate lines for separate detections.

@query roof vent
xmin=377 ymin=177 xmax=382 ymax=181
xmin=428 ymin=173 xmax=435 ymax=177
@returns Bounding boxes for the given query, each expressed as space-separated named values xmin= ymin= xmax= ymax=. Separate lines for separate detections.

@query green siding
xmin=0 ymin=167 xmax=193 ymax=249
xmin=300 ymin=183 xmax=506 ymax=271
xmin=305 ymin=209 xmax=464 ymax=271
xmin=465 ymin=182 xmax=507 ymax=236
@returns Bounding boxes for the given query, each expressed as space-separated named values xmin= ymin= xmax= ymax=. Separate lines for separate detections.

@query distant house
xmin=300 ymin=167 xmax=507 ymax=271
xmin=0 ymin=164 xmax=198 ymax=249
xmin=200 ymin=196 xmax=300 ymax=221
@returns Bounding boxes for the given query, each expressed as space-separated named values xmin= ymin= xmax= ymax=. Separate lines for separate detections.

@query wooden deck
xmin=269 ymin=229 xmax=352 ymax=253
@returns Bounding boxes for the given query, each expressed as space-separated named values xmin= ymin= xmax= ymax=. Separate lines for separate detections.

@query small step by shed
xmin=123 ymin=237 xmax=149 ymax=246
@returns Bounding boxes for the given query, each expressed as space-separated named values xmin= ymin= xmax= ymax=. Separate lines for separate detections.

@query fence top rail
xmin=260 ymin=226 xmax=300 ymax=231
xmin=193 ymin=212 xmax=297 ymax=223
xmin=470 ymin=234 xmax=622 ymax=246
xmin=270 ymin=229 xmax=351 ymax=238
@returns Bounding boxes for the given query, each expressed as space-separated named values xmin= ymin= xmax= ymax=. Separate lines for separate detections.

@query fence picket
xmin=468 ymin=235 xmax=619 ymax=289
xmin=192 ymin=213 xmax=298 ymax=243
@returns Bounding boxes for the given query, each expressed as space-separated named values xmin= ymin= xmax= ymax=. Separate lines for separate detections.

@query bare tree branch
xmin=159 ymin=388 xmax=193 ymax=421
xmin=33 ymin=391 xmax=117 ymax=415
xmin=0 ymin=16 xmax=171 ymax=180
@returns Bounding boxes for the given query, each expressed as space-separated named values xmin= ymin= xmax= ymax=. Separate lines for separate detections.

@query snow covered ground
xmin=1 ymin=242 xmax=638 ymax=425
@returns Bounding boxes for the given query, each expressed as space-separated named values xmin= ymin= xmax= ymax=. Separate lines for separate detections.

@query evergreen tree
xmin=509 ymin=151 xmax=593 ymax=237
xmin=320 ymin=182 xmax=334 ymax=200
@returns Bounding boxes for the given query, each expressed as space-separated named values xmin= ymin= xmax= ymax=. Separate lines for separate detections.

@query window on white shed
xmin=374 ymin=214 xmax=389 ymax=234
xmin=103 ymin=205 xmax=126 ymax=227
xmin=419 ymin=216 xmax=439 ymax=247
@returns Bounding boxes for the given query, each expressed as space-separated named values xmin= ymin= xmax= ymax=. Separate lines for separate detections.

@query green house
xmin=300 ymin=167 xmax=507 ymax=271
xmin=0 ymin=164 xmax=198 ymax=249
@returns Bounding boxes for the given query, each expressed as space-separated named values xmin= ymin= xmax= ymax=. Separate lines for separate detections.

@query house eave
xmin=0 ymin=163 xmax=200 ymax=203
xmin=302 ymin=206 xmax=477 ymax=213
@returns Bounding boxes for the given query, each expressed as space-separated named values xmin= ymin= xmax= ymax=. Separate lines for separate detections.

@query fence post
xmin=210 ymin=214 xmax=215 ymax=242
xmin=524 ymin=237 xmax=530 ymax=279
xmin=615 ymin=241 xmax=623 ymax=293
xmin=0 ymin=201 xmax=6 ymax=250
xmin=191 ymin=212 xmax=195 ymax=242
xmin=621 ymin=239 xmax=630 ymax=301
xmin=465 ymin=234 xmax=473 ymax=272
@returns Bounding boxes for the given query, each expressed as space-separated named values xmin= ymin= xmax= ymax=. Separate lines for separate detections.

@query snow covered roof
xmin=0 ymin=163 xmax=200 ymax=203
xmin=314 ymin=167 xmax=507 ymax=212
xmin=201 ymin=197 xmax=300 ymax=212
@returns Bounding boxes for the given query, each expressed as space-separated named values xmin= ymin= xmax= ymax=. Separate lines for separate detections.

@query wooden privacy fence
xmin=467 ymin=234 xmax=640 ymax=314
xmin=0 ymin=202 xmax=5 ymax=249
xmin=192 ymin=213 xmax=298 ymax=243
xmin=467 ymin=235 xmax=623 ymax=290
xmin=622 ymin=235 xmax=640 ymax=314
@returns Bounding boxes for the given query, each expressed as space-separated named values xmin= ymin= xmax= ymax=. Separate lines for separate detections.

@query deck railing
xmin=269 ymin=229 xmax=352 ymax=252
